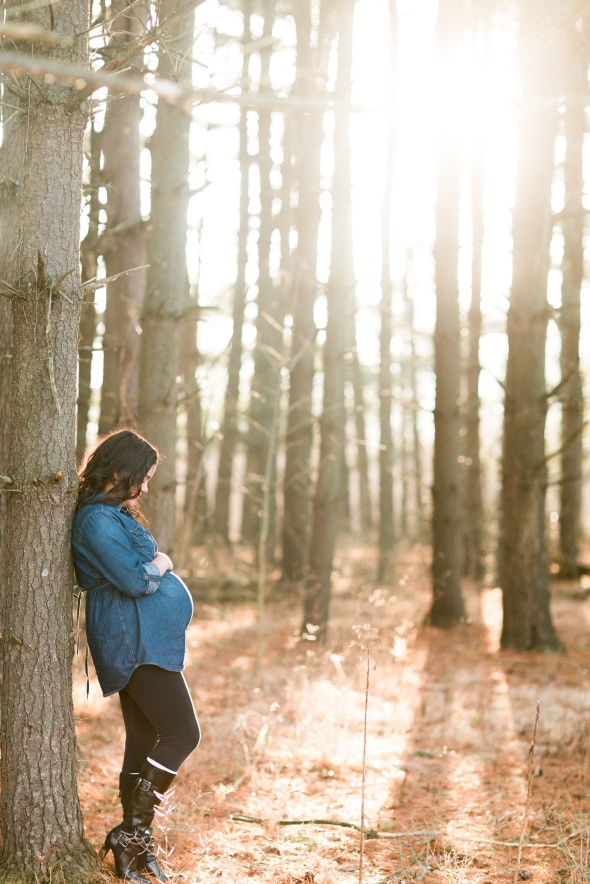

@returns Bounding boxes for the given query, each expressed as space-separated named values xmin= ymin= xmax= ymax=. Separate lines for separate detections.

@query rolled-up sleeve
xmin=74 ymin=509 xmax=162 ymax=597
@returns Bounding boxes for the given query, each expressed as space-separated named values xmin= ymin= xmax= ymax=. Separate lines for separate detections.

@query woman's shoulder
xmin=74 ymin=500 xmax=127 ymax=535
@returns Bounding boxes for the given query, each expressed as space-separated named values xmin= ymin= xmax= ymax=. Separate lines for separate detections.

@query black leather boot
xmin=99 ymin=823 xmax=150 ymax=882
xmin=126 ymin=763 xmax=176 ymax=880
xmin=119 ymin=771 xmax=172 ymax=881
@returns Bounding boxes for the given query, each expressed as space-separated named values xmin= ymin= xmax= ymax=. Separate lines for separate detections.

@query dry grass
xmin=75 ymin=543 xmax=590 ymax=883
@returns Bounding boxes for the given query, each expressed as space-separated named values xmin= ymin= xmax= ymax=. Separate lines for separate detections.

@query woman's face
xmin=123 ymin=464 xmax=157 ymax=506
xmin=104 ymin=463 xmax=157 ymax=504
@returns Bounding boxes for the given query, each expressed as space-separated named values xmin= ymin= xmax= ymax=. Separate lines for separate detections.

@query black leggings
xmin=119 ymin=665 xmax=201 ymax=775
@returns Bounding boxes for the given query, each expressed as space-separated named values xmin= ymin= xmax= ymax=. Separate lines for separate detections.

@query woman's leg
xmin=118 ymin=690 xmax=158 ymax=775
xmin=120 ymin=665 xmax=201 ymax=774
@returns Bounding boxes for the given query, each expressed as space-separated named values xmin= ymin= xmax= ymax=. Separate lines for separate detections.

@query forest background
xmin=0 ymin=0 xmax=589 ymax=881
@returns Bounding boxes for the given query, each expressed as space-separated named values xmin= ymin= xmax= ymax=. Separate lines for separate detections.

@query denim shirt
xmin=72 ymin=499 xmax=193 ymax=696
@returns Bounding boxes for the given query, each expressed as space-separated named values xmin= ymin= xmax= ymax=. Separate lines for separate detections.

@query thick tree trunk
xmin=98 ymin=0 xmax=145 ymax=434
xmin=0 ymin=98 xmax=18 ymax=628
xmin=137 ymin=0 xmax=197 ymax=550
xmin=302 ymin=0 xmax=354 ymax=642
xmin=214 ymin=0 xmax=252 ymax=540
xmin=0 ymin=2 xmax=99 ymax=880
xmin=282 ymin=1 xmax=331 ymax=581
xmin=430 ymin=0 xmax=465 ymax=627
xmin=558 ymin=17 xmax=586 ymax=579
xmin=378 ymin=0 xmax=397 ymax=580
xmin=499 ymin=0 xmax=563 ymax=651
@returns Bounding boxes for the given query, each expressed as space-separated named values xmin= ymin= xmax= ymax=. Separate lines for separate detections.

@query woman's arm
xmin=74 ymin=509 xmax=167 ymax=597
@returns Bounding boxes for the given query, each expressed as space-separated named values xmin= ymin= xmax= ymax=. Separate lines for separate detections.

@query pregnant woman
xmin=72 ymin=429 xmax=200 ymax=882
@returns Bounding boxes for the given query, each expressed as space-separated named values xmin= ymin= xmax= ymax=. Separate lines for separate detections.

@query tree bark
xmin=0 ymin=0 xmax=99 ymax=879
xmin=137 ymin=0 xmax=197 ymax=550
xmin=499 ymin=0 xmax=564 ymax=651
xmin=0 ymin=83 xmax=18 ymax=634
xmin=98 ymin=0 xmax=146 ymax=434
xmin=558 ymin=15 xmax=586 ymax=579
xmin=430 ymin=0 xmax=465 ymax=627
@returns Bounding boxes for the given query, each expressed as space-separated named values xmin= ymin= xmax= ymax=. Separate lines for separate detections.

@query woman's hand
xmin=152 ymin=552 xmax=173 ymax=575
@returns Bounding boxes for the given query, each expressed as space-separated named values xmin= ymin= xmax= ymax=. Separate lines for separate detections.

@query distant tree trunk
xmin=138 ymin=0 xmax=197 ymax=550
xmin=378 ymin=0 xmax=397 ymax=580
xmin=404 ymin=277 xmax=426 ymax=536
xmin=98 ymin=0 xmax=145 ymax=434
xmin=462 ymin=129 xmax=484 ymax=579
xmin=558 ymin=17 xmax=586 ymax=579
xmin=302 ymin=0 xmax=354 ymax=642
xmin=349 ymin=324 xmax=373 ymax=533
xmin=282 ymin=1 xmax=332 ymax=581
xmin=462 ymin=0 xmax=488 ymax=580
xmin=77 ymin=122 xmax=102 ymax=463
xmin=430 ymin=0 xmax=465 ymax=627
xmin=177 ymin=296 xmax=207 ymax=567
xmin=499 ymin=0 xmax=563 ymax=651
xmin=214 ymin=0 xmax=252 ymax=540
xmin=0 ymin=2 xmax=99 ymax=879
xmin=242 ymin=5 xmax=284 ymax=555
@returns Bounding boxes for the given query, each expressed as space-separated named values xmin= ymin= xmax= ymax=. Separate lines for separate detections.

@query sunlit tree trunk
xmin=282 ymin=1 xmax=332 ymax=581
xmin=77 ymin=122 xmax=102 ymax=463
xmin=138 ymin=0 xmax=197 ymax=550
xmin=0 ymin=1 xmax=99 ymax=878
xmin=214 ymin=0 xmax=252 ymax=540
xmin=558 ymin=16 xmax=586 ymax=579
xmin=430 ymin=0 xmax=465 ymax=626
xmin=350 ymin=321 xmax=373 ymax=533
xmin=98 ymin=0 xmax=146 ymax=434
xmin=242 ymin=4 xmax=284 ymax=555
xmin=462 ymin=0 xmax=489 ymax=581
xmin=499 ymin=0 xmax=563 ymax=651
xmin=404 ymin=276 xmax=426 ymax=537
xmin=378 ymin=0 xmax=398 ymax=581
xmin=302 ymin=0 xmax=354 ymax=642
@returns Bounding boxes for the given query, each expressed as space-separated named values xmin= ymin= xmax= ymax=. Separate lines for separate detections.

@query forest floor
xmin=74 ymin=542 xmax=590 ymax=884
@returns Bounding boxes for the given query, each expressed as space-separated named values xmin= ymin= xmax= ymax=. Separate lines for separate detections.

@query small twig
xmin=513 ymin=702 xmax=540 ymax=884
xmin=81 ymin=263 xmax=149 ymax=295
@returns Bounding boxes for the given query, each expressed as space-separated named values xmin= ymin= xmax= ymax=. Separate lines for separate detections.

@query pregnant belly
xmin=158 ymin=571 xmax=194 ymax=629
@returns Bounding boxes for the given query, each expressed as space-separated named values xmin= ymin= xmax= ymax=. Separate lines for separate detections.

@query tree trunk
xmin=137 ymin=0 xmax=197 ymax=550
xmin=0 ymin=91 xmax=18 ymax=630
xmin=0 ymin=2 xmax=99 ymax=879
xmin=499 ymin=0 xmax=563 ymax=652
xmin=430 ymin=0 xmax=465 ymax=627
xmin=558 ymin=15 xmax=586 ymax=579
xmin=350 ymin=324 xmax=373 ymax=533
xmin=282 ymin=1 xmax=332 ymax=581
xmin=214 ymin=0 xmax=252 ymax=541
xmin=302 ymin=0 xmax=354 ymax=643
xmin=378 ymin=0 xmax=397 ymax=580
xmin=98 ymin=0 xmax=146 ymax=434
xmin=462 ymin=0 xmax=489 ymax=581
xmin=242 ymin=4 xmax=283 ymax=554
xmin=77 ymin=122 xmax=102 ymax=463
